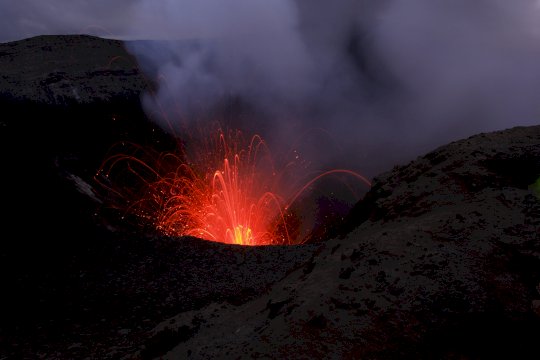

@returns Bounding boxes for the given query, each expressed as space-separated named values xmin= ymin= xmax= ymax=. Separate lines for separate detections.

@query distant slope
xmin=0 ymin=34 xmax=148 ymax=104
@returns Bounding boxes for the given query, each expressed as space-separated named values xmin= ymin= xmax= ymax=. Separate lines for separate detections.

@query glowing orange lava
xmin=155 ymin=130 xmax=290 ymax=245
xmin=96 ymin=128 xmax=371 ymax=246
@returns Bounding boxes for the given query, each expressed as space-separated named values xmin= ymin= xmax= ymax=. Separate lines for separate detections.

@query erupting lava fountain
xmin=96 ymin=127 xmax=371 ymax=246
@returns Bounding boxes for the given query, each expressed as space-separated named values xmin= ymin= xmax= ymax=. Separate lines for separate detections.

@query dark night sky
xmin=2 ymin=0 xmax=540 ymax=176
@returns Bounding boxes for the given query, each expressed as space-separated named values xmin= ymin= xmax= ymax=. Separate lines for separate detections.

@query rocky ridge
xmin=153 ymin=126 xmax=540 ymax=359
xmin=0 ymin=34 xmax=148 ymax=104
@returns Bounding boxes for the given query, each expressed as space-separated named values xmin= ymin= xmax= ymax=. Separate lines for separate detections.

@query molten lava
xmin=155 ymin=131 xmax=290 ymax=245
xmin=97 ymin=128 xmax=370 ymax=246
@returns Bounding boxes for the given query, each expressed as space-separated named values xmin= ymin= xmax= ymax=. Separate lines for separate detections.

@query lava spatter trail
xmin=96 ymin=127 xmax=370 ymax=246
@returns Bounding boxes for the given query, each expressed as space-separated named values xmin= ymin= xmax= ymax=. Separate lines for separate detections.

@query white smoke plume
xmin=124 ymin=0 xmax=540 ymax=175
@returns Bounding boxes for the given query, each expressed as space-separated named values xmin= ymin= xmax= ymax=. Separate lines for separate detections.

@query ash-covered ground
xmin=0 ymin=35 xmax=539 ymax=359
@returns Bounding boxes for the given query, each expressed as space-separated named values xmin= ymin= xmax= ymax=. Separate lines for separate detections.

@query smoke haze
xmin=125 ymin=0 xmax=540 ymax=176
xmin=2 ymin=0 xmax=540 ymax=175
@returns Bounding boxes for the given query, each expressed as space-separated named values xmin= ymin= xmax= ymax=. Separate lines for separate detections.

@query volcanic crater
xmin=0 ymin=35 xmax=539 ymax=359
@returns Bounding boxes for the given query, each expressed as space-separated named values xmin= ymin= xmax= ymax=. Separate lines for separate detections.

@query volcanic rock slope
xmin=0 ymin=34 xmax=148 ymax=103
xmin=149 ymin=126 xmax=540 ymax=359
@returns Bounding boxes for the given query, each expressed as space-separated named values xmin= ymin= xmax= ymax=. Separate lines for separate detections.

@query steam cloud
xmin=124 ymin=0 xmax=540 ymax=175
xmin=3 ymin=0 xmax=540 ymax=175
